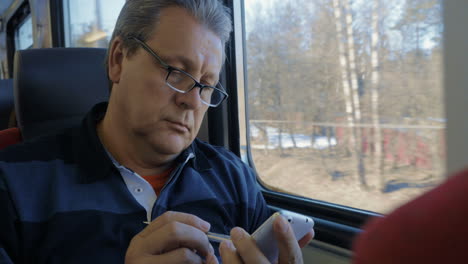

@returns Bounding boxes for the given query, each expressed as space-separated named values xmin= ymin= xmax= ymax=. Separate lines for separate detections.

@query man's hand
xmin=213 ymin=215 xmax=314 ymax=264
xmin=125 ymin=211 xmax=216 ymax=264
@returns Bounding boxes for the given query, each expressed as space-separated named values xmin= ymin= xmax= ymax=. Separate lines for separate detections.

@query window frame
xmin=5 ymin=1 xmax=30 ymax=78
xmin=224 ymin=0 xmax=468 ymax=251
xmin=49 ymin=0 xmax=66 ymax=47
xmin=220 ymin=0 xmax=380 ymax=250
xmin=444 ymin=0 xmax=468 ymax=176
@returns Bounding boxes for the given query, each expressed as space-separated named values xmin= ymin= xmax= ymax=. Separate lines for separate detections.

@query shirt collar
xmin=74 ymin=102 xmax=115 ymax=183
xmin=188 ymin=139 xmax=211 ymax=171
xmin=75 ymin=102 xmax=211 ymax=183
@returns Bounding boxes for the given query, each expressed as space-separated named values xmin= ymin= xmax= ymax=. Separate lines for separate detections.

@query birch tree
xmin=370 ymin=0 xmax=383 ymax=190
xmin=333 ymin=0 xmax=366 ymax=188
xmin=342 ymin=0 xmax=367 ymax=187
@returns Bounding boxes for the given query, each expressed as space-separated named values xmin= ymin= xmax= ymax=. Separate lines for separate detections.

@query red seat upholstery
xmin=0 ymin=127 xmax=22 ymax=150
xmin=353 ymin=168 xmax=468 ymax=264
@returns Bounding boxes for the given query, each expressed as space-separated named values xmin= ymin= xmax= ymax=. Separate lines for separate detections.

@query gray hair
xmin=105 ymin=0 xmax=233 ymax=91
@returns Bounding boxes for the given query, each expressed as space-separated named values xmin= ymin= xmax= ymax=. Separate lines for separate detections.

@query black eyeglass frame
xmin=127 ymin=36 xmax=228 ymax=107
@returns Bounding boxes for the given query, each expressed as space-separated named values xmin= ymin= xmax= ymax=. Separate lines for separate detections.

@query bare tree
xmin=342 ymin=0 xmax=367 ymax=187
xmin=332 ymin=0 xmax=366 ymax=187
xmin=370 ymin=0 xmax=383 ymax=190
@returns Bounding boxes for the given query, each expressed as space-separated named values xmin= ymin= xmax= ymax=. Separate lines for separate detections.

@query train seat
xmin=13 ymin=48 xmax=110 ymax=141
xmin=353 ymin=167 xmax=468 ymax=264
xmin=0 ymin=127 xmax=21 ymax=150
xmin=0 ymin=79 xmax=14 ymax=130
xmin=0 ymin=79 xmax=20 ymax=150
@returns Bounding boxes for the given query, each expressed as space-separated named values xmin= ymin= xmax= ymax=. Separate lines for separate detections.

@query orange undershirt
xmin=142 ymin=167 xmax=174 ymax=196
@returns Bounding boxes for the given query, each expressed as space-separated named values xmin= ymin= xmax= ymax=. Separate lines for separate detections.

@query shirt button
xmin=135 ymin=187 xmax=143 ymax=193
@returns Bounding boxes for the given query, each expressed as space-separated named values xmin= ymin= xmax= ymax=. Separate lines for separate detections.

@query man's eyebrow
xmin=161 ymin=54 xmax=219 ymax=83
xmin=160 ymin=54 xmax=197 ymax=71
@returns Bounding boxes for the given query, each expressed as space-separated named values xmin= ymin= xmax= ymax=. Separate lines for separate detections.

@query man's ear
xmin=108 ymin=37 xmax=125 ymax=84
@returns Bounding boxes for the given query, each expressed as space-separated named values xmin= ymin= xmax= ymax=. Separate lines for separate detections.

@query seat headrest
xmin=14 ymin=48 xmax=110 ymax=141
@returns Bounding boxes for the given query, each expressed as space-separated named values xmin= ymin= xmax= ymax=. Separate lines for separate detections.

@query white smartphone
xmin=251 ymin=210 xmax=314 ymax=262
xmin=207 ymin=210 xmax=314 ymax=262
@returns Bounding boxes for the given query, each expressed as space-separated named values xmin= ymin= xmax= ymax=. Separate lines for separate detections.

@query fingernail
xmin=221 ymin=240 xmax=235 ymax=250
xmin=201 ymin=221 xmax=211 ymax=232
xmin=230 ymin=227 xmax=244 ymax=241
xmin=278 ymin=216 xmax=290 ymax=233
xmin=219 ymin=240 xmax=227 ymax=252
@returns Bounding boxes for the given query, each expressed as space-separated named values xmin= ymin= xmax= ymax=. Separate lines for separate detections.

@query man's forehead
xmin=145 ymin=7 xmax=224 ymax=76
xmin=149 ymin=7 xmax=222 ymax=48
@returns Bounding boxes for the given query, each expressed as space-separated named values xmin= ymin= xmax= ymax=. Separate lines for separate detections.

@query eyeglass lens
xmin=166 ymin=69 xmax=223 ymax=106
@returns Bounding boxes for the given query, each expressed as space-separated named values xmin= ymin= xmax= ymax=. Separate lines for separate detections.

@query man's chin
xmin=148 ymin=136 xmax=190 ymax=156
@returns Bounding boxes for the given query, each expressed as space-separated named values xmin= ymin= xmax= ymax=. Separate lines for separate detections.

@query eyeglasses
xmin=128 ymin=36 xmax=228 ymax=107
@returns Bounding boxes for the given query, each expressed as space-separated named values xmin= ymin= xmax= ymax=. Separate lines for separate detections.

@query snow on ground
xmin=249 ymin=124 xmax=337 ymax=150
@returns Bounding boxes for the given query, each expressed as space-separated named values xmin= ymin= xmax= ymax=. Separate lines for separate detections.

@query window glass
xmin=15 ymin=15 xmax=33 ymax=50
xmin=63 ymin=0 xmax=125 ymax=47
xmin=244 ymin=0 xmax=444 ymax=213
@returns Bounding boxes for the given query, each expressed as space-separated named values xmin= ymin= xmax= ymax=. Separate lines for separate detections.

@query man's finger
xmin=206 ymin=253 xmax=220 ymax=264
xmin=219 ymin=240 xmax=243 ymax=264
xmin=140 ymin=211 xmax=211 ymax=237
xmin=155 ymin=247 xmax=204 ymax=264
xmin=298 ymin=230 xmax=314 ymax=248
xmin=139 ymin=221 xmax=213 ymax=257
xmin=230 ymin=227 xmax=269 ymax=264
xmin=273 ymin=216 xmax=303 ymax=264
xmin=126 ymin=247 xmax=203 ymax=264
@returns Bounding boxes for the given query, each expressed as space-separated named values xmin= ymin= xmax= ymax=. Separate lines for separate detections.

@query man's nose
xmin=175 ymin=86 xmax=203 ymax=109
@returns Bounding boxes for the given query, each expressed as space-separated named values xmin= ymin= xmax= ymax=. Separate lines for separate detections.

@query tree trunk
xmin=332 ymin=0 xmax=364 ymax=187
xmin=343 ymin=0 xmax=367 ymax=188
xmin=278 ymin=124 xmax=284 ymax=155
xmin=370 ymin=0 xmax=384 ymax=191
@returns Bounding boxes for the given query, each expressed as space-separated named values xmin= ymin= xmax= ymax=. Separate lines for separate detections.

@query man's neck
xmin=96 ymin=111 xmax=177 ymax=176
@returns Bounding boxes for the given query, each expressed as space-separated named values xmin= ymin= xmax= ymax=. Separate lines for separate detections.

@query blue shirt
xmin=0 ymin=102 xmax=272 ymax=263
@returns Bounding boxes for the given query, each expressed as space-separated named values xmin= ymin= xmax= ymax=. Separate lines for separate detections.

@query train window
xmin=62 ymin=0 xmax=125 ymax=47
xmin=243 ymin=0 xmax=444 ymax=214
xmin=14 ymin=15 xmax=33 ymax=50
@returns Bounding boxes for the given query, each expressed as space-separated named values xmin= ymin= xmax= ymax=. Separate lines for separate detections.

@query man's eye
xmin=202 ymin=80 xmax=216 ymax=87
xmin=168 ymin=71 xmax=185 ymax=84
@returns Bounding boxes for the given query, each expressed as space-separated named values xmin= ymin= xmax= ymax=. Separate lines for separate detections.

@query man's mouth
xmin=166 ymin=120 xmax=190 ymax=132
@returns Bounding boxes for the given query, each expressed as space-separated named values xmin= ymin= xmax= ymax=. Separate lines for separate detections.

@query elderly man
xmin=0 ymin=0 xmax=312 ymax=263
